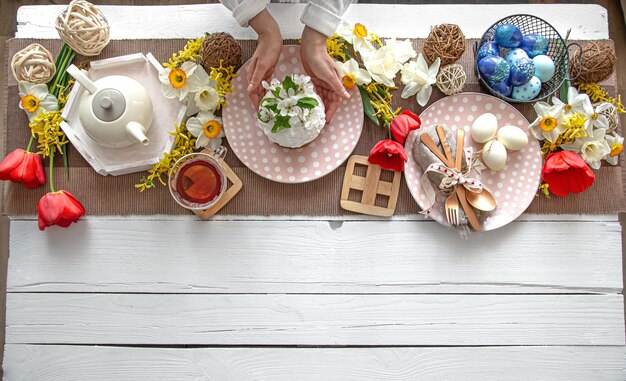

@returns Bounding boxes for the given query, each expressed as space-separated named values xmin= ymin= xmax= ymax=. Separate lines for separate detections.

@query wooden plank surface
xmin=7 ymin=219 xmax=622 ymax=294
xmin=15 ymin=4 xmax=609 ymax=40
xmin=6 ymin=293 xmax=624 ymax=345
xmin=3 ymin=345 xmax=626 ymax=381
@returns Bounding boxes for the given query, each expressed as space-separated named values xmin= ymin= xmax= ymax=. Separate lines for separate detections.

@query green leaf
xmin=266 ymin=104 xmax=278 ymax=113
xmin=271 ymin=115 xmax=291 ymax=133
xmin=296 ymin=97 xmax=319 ymax=109
xmin=282 ymin=75 xmax=297 ymax=92
xmin=261 ymin=97 xmax=276 ymax=106
xmin=358 ymin=85 xmax=380 ymax=126
xmin=272 ymin=88 xmax=281 ymax=99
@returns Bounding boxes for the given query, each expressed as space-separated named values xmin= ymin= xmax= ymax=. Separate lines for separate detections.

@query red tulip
xmin=390 ymin=110 xmax=421 ymax=145
xmin=37 ymin=190 xmax=85 ymax=231
xmin=542 ymin=150 xmax=595 ymax=197
xmin=0 ymin=149 xmax=45 ymax=188
xmin=368 ymin=139 xmax=407 ymax=172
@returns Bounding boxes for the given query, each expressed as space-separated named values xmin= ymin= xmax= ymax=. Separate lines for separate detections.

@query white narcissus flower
xmin=400 ymin=54 xmax=440 ymax=106
xmin=603 ymin=133 xmax=624 ymax=165
xmin=336 ymin=58 xmax=371 ymax=90
xmin=335 ymin=21 xmax=376 ymax=57
xmin=588 ymin=102 xmax=612 ymax=130
xmin=552 ymin=86 xmax=593 ymax=119
xmin=159 ymin=61 xmax=204 ymax=102
xmin=186 ymin=111 xmax=225 ymax=150
xmin=561 ymin=127 xmax=610 ymax=169
xmin=363 ymin=45 xmax=403 ymax=87
xmin=529 ymin=101 xmax=566 ymax=143
xmin=18 ymin=81 xmax=58 ymax=122
xmin=384 ymin=38 xmax=417 ymax=65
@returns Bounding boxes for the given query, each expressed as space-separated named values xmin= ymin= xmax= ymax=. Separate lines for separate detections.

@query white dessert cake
xmin=258 ymin=74 xmax=326 ymax=148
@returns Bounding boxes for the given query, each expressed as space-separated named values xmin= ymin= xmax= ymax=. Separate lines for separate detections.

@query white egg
xmin=482 ymin=140 xmax=508 ymax=171
xmin=471 ymin=113 xmax=498 ymax=143
xmin=496 ymin=125 xmax=528 ymax=151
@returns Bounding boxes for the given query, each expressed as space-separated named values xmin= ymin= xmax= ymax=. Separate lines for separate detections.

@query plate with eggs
xmin=404 ymin=92 xmax=542 ymax=232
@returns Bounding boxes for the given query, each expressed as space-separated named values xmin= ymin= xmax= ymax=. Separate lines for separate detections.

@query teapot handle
xmin=66 ymin=65 xmax=97 ymax=94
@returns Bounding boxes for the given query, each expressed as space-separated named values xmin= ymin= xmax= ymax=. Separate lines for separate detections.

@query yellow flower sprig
xmin=29 ymin=110 xmax=68 ymax=158
xmin=540 ymin=112 xmax=588 ymax=157
xmin=365 ymin=82 xmax=401 ymax=126
xmin=326 ymin=34 xmax=349 ymax=62
xmin=135 ymin=122 xmax=197 ymax=192
xmin=163 ymin=36 xmax=205 ymax=69
xmin=537 ymin=182 xmax=550 ymax=198
xmin=209 ymin=60 xmax=238 ymax=110
xmin=577 ymin=83 xmax=625 ymax=113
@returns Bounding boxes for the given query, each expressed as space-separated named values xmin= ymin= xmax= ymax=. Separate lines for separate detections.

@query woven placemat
xmin=3 ymin=38 xmax=624 ymax=215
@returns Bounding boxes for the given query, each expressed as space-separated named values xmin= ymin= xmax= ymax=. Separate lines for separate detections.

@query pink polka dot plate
xmin=404 ymin=92 xmax=542 ymax=232
xmin=222 ymin=45 xmax=364 ymax=183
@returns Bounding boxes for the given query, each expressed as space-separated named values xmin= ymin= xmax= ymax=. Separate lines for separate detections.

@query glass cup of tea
xmin=168 ymin=147 xmax=228 ymax=210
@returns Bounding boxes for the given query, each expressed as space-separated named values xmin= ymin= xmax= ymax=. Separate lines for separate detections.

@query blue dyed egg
xmin=504 ymin=48 xmax=529 ymax=67
xmin=509 ymin=57 xmax=535 ymax=86
xmin=478 ymin=56 xmax=510 ymax=83
xmin=533 ymin=55 xmax=555 ymax=82
xmin=511 ymin=76 xmax=542 ymax=101
xmin=520 ymin=34 xmax=549 ymax=57
xmin=494 ymin=24 xmax=523 ymax=48
xmin=477 ymin=42 xmax=500 ymax=61
xmin=489 ymin=77 xmax=513 ymax=98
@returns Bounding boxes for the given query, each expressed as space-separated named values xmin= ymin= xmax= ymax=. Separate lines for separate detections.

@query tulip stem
xmin=26 ymin=135 xmax=35 ymax=153
xmin=49 ymin=148 xmax=56 ymax=193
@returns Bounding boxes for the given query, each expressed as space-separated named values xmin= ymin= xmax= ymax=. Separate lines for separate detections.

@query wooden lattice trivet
xmin=340 ymin=155 xmax=402 ymax=217
xmin=193 ymin=149 xmax=243 ymax=220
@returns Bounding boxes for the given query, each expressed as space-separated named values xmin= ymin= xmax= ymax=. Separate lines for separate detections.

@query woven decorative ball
xmin=202 ymin=32 xmax=242 ymax=70
xmin=571 ymin=41 xmax=616 ymax=84
xmin=597 ymin=102 xmax=619 ymax=134
xmin=423 ymin=24 xmax=466 ymax=66
xmin=436 ymin=64 xmax=466 ymax=95
xmin=11 ymin=43 xmax=56 ymax=84
xmin=56 ymin=0 xmax=110 ymax=57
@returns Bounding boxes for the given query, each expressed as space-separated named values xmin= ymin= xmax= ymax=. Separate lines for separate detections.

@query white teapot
xmin=67 ymin=64 xmax=153 ymax=148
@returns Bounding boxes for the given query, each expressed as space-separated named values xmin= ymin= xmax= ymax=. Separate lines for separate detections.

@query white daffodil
xmin=18 ymin=81 xmax=58 ymax=122
xmin=159 ymin=61 xmax=204 ymax=102
xmin=336 ymin=58 xmax=372 ymax=90
xmin=384 ymin=38 xmax=417 ymax=65
xmin=552 ymin=86 xmax=593 ymax=118
xmin=400 ymin=54 xmax=440 ymax=106
xmin=186 ymin=111 xmax=224 ymax=150
xmin=336 ymin=21 xmax=376 ymax=57
xmin=603 ymin=133 xmax=624 ymax=165
xmin=363 ymin=45 xmax=404 ymax=87
xmin=529 ymin=101 xmax=566 ymax=142
xmin=561 ymin=127 xmax=610 ymax=169
xmin=588 ymin=102 xmax=612 ymax=131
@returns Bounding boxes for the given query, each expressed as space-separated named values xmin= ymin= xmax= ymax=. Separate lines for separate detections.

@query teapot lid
xmin=92 ymin=89 xmax=126 ymax=122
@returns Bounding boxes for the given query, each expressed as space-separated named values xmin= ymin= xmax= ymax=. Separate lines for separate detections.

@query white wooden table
xmin=3 ymin=4 xmax=625 ymax=380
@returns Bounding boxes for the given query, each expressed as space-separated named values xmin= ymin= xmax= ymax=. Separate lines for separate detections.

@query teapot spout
xmin=126 ymin=121 xmax=150 ymax=146
xmin=66 ymin=65 xmax=98 ymax=94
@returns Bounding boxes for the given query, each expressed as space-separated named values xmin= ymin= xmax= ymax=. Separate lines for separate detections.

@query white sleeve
xmin=219 ymin=0 xmax=270 ymax=28
xmin=300 ymin=0 xmax=356 ymax=37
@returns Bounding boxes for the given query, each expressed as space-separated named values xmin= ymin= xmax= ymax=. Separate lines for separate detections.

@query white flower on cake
xmin=18 ymin=81 xmax=58 ymax=122
xmin=336 ymin=22 xmax=376 ymax=57
xmin=400 ymin=53 xmax=440 ymax=106
xmin=258 ymin=75 xmax=326 ymax=148
xmin=529 ymin=101 xmax=565 ymax=143
xmin=560 ymin=127 xmax=610 ymax=169
xmin=336 ymin=59 xmax=371 ymax=89
xmin=604 ymin=133 xmax=624 ymax=165
xmin=186 ymin=111 xmax=224 ymax=150
xmin=159 ymin=61 xmax=204 ymax=102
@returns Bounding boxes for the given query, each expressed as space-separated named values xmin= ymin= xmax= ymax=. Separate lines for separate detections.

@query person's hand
xmin=247 ymin=10 xmax=282 ymax=108
xmin=300 ymin=26 xmax=351 ymax=123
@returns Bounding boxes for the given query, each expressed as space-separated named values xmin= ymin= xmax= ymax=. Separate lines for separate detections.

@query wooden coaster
xmin=340 ymin=155 xmax=402 ymax=217
xmin=193 ymin=150 xmax=243 ymax=220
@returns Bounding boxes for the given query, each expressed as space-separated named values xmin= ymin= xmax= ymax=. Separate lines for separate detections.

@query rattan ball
xmin=202 ymin=32 xmax=242 ymax=70
xmin=436 ymin=64 xmax=466 ymax=96
xmin=597 ymin=102 xmax=619 ymax=134
xmin=571 ymin=41 xmax=616 ymax=84
xmin=56 ymin=0 xmax=110 ymax=57
xmin=11 ymin=43 xmax=56 ymax=84
xmin=423 ymin=24 xmax=466 ymax=66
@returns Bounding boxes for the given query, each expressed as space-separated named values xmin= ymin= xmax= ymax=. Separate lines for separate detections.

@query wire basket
xmin=475 ymin=14 xmax=577 ymax=104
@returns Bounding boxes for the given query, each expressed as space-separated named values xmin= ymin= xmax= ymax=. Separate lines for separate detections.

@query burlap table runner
xmin=3 ymin=38 xmax=624 ymax=215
